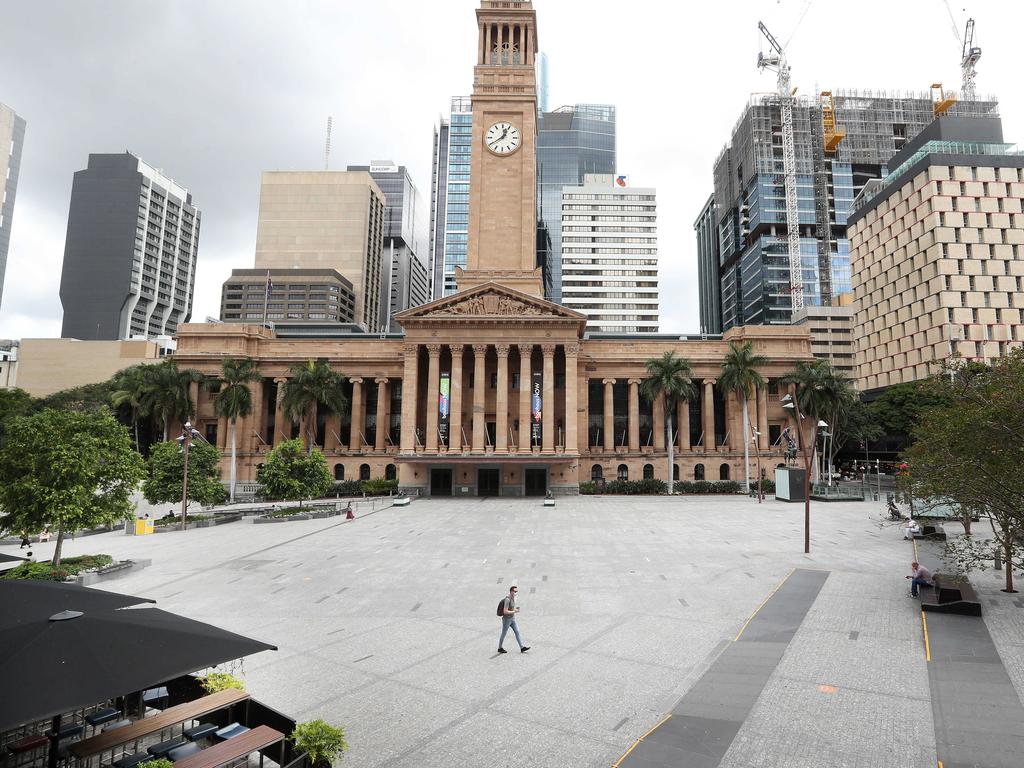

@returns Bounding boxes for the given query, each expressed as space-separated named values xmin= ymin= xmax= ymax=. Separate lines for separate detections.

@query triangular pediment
xmin=395 ymin=282 xmax=587 ymax=324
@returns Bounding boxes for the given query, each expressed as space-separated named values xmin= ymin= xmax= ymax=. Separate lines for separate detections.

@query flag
xmin=615 ymin=175 xmax=628 ymax=188
xmin=265 ymin=270 xmax=273 ymax=294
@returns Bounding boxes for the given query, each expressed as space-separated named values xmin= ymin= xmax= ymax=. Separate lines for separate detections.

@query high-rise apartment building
xmin=694 ymin=195 xmax=722 ymax=334
xmin=560 ymin=174 xmax=658 ymax=333
xmin=536 ymin=104 xmax=616 ymax=301
xmin=347 ymin=162 xmax=429 ymax=330
xmin=0 ymin=103 xmax=26 ymax=312
xmin=848 ymin=116 xmax=1024 ymax=395
xmin=429 ymin=97 xmax=472 ymax=298
xmin=699 ymin=90 xmax=999 ymax=331
xmin=254 ymin=171 xmax=385 ymax=329
xmin=59 ymin=153 xmax=200 ymax=340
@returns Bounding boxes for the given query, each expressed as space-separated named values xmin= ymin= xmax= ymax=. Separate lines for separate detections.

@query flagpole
xmin=262 ymin=270 xmax=271 ymax=327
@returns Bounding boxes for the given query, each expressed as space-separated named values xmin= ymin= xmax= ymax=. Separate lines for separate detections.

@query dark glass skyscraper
xmin=536 ymin=104 xmax=616 ymax=302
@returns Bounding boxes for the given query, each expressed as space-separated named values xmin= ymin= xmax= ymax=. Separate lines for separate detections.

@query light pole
xmin=750 ymin=427 xmax=763 ymax=503
xmin=176 ymin=421 xmax=201 ymax=532
xmin=782 ymin=393 xmax=827 ymax=554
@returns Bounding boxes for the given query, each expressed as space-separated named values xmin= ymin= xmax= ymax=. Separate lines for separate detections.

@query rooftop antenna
xmin=324 ymin=116 xmax=333 ymax=170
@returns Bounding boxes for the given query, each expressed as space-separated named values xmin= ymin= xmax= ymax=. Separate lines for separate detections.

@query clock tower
xmin=457 ymin=0 xmax=543 ymax=297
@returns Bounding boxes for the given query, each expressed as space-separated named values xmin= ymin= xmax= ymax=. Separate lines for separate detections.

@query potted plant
xmin=146 ymin=760 xmax=174 ymax=768
xmin=198 ymin=671 xmax=245 ymax=693
xmin=291 ymin=719 xmax=348 ymax=768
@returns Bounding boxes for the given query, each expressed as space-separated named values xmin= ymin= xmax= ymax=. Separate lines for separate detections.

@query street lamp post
xmin=782 ymin=393 xmax=827 ymax=554
xmin=176 ymin=421 xmax=201 ymax=532
xmin=750 ymin=427 xmax=763 ymax=503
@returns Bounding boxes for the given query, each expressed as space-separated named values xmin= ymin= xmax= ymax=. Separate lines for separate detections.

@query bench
xmin=921 ymin=574 xmax=982 ymax=616
xmin=913 ymin=524 xmax=947 ymax=541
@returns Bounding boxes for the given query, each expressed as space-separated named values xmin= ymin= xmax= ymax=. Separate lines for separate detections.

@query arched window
xmin=643 ymin=464 xmax=654 ymax=480
xmin=333 ymin=464 xmax=345 ymax=480
xmin=385 ymin=464 xmax=397 ymax=481
xmin=694 ymin=463 xmax=705 ymax=481
xmin=617 ymin=464 xmax=628 ymax=481
xmin=359 ymin=463 xmax=371 ymax=481
xmin=720 ymin=463 xmax=730 ymax=480
xmin=673 ymin=464 xmax=680 ymax=481
xmin=591 ymin=464 xmax=604 ymax=481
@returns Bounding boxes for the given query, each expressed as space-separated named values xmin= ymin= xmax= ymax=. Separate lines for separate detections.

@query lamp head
xmin=781 ymin=393 xmax=793 ymax=403
xmin=782 ymin=402 xmax=795 ymax=410
xmin=817 ymin=420 xmax=828 ymax=428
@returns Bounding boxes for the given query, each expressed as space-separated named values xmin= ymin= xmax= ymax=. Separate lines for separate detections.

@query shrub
xmin=257 ymin=440 xmax=332 ymax=501
xmin=361 ymin=478 xmax=399 ymax=496
xmin=198 ymin=671 xmax=245 ymax=693
xmin=579 ymin=481 xmax=599 ymax=495
xmin=2 ymin=554 xmax=114 ymax=581
xmin=291 ymin=720 xmax=348 ymax=768
xmin=673 ymin=480 xmax=741 ymax=494
xmin=146 ymin=760 xmax=174 ymax=768
xmin=333 ymin=480 xmax=363 ymax=496
xmin=756 ymin=478 xmax=776 ymax=494
xmin=153 ymin=513 xmax=211 ymax=527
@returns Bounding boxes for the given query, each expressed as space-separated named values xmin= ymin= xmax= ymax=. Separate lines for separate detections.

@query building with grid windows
xmin=537 ymin=104 xmax=616 ymax=301
xmin=429 ymin=97 xmax=472 ymax=298
xmin=848 ymin=116 xmax=1024 ymax=395
xmin=0 ymin=103 xmax=26 ymax=313
xmin=220 ymin=269 xmax=355 ymax=326
xmin=347 ymin=162 xmax=429 ymax=330
xmin=560 ymin=174 xmax=658 ymax=333
xmin=59 ymin=153 xmax=200 ymax=340
xmin=700 ymin=90 xmax=999 ymax=331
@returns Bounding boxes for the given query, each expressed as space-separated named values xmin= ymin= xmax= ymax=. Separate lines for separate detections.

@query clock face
xmin=485 ymin=121 xmax=521 ymax=155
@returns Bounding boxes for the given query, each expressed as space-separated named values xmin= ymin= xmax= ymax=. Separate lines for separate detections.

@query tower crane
xmin=960 ymin=18 xmax=981 ymax=101
xmin=757 ymin=21 xmax=803 ymax=313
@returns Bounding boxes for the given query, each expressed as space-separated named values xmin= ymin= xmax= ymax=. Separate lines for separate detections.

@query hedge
xmin=580 ymin=479 xmax=744 ymax=495
xmin=673 ymin=480 xmax=741 ymax=494
xmin=2 ymin=554 xmax=115 ymax=581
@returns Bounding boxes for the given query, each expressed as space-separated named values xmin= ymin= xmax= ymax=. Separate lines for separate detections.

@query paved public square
xmin=7 ymin=495 xmax=1024 ymax=767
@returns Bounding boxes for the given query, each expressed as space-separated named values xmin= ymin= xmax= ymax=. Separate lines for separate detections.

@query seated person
xmin=903 ymin=518 xmax=920 ymax=540
xmin=906 ymin=561 xmax=933 ymax=597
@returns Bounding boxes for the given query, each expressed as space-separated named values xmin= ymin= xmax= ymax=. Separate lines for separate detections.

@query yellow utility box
xmin=134 ymin=518 xmax=154 ymax=535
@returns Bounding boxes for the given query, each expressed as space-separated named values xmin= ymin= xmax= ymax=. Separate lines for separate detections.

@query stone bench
xmin=921 ymin=574 xmax=982 ymax=616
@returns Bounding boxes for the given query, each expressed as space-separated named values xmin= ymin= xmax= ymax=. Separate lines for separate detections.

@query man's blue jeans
xmin=911 ymin=577 xmax=932 ymax=597
xmin=499 ymin=616 xmax=523 ymax=649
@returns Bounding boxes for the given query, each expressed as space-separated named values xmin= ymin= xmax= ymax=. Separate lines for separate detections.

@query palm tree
xmin=140 ymin=360 xmax=204 ymax=441
xmin=212 ymin=358 xmax=262 ymax=502
xmin=280 ymin=359 xmax=348 ymax=453
xmin=782 ymin=359 xmax=853 ymax=481
xmin=641 ymin=351 xmax=697 ymax=494
xmin=110 ymin=365 xmax=152 ymax=450
xmin=720 ymin=341 xmax=767 ymax=493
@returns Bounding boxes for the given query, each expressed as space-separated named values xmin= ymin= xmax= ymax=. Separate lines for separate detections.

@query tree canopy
xmin=257 ymin=439 xmax=333 ymax=501
xmin=280 ymin=360 xmax=347 ymax=451
xmin=0 ymin=409 xmax=145 ymax=565
xmin=143 ymin=440 xmax=226 ymax=507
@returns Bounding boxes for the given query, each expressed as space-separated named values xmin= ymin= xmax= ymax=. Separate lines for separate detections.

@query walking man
xmin=906 ymin=561 xmax=933 ymax=597
xmin=498 ymin=586 xmax=530 ymax=654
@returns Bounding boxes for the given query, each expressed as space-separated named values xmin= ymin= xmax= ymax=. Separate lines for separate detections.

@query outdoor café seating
xmin=147 ymin=736 xmax=187 ymax=758
xmin=213 ymin=724 xmax=249 ymax=742
xmin=167 ymin=742 xmax=202 ymax=761
xmin=182 ymin=724 xmax=218 ymax=742
xmin=83 ymin=710 xmax=119 ymax=733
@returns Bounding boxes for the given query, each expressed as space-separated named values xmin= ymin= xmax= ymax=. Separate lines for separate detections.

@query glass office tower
xmin=429 ymin=97 xmax=472 ymax=298
xmin=536 ymin=104 xmax=616 ymax=302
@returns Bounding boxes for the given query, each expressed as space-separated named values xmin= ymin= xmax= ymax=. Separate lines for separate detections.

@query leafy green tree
xmin=867 ymin=380 xmax=953 ymax=438
xmin=0 ymin=388 xmax=35 ymax=445
xmin=0 ymin=409 xmax=145 ymax=566
xmin=143 ymin=440 xmax=226 ymax=507
xmin=905 ymin=351 xmax=1024 ymax=592
xmin=719 ymin=341 xmax=767 ymax=493
xmin=140 ymin=360 xmax=205 ymax=441
xmin=211 ymin=358 xmax=261 ymax=502
xmin=257 ymin=439 xmax=332 ymax=502
xmin=37 ymin=380 xmax=120 ymax=414
xmin=641 ymin=351 xmax=697 ymax=494
xmin=280 ymin=360 xmax=347 ymax=453
xmin=110 ymin=365 xmax=154 ymax=450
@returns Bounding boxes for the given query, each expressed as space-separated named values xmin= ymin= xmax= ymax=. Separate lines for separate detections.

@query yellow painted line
xmin=938 ymin=761 xmax=944 ymax=768
xmin=913 ymin=536 xmax=920 ymax=561
xmin=921 ymin=609 xmax=932 ymax=662
xmin=734 ymin=568 xmax=796 ymax=641
xmin=611 ymin=713 xmax=671 ymax=768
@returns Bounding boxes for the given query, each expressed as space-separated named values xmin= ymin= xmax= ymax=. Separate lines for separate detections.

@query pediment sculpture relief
xmin=433 ymin=291 xmax=546 ymax=317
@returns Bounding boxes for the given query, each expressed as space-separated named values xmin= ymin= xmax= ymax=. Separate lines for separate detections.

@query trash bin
xmin=134 ymin=518 xmax=154 ymax=535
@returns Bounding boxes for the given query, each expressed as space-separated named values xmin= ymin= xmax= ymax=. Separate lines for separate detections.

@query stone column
xmin=188 ymin=381 xmax=200 ymax=423
xmin=349 ymin=377 xmax=364 ymax=452
xmin=677 ymin=398 xmax=691 ymax=451
xmin=746 ymin=389 xmax=758 ymax=449
xmin=400 ymin=345 xmax=418 ymax=452
xmin=217 ymin=415 xmax=228 ymax=450
xmin=472 ymin=344 xmax=487 ymax=452
xmin=628 ymin=378 xmax=640 ymax=452
xmin=247 ymin=378 xmax=264 ymax=452
xmin=449 ymin=344 xmax=464 ymax=451
xmin=425 ymin=344 xmax=441 ymax=452
xmin=518 ymin=344 xmax=532 ymax=451
xmin=703 ymin=379 xmax=716 ymax=451
xmin=564 ymin=344 xmax=579 ymax=453
xmin=495 ymin=344 xmax=510 ymax=452
xmin=542 ymin=344 xmax=556 ymax=453
xmin=375 ymin=378 xmax=389 ymax=452
xmin=603 ymin=378 xmax=615 ymax=452
xmin=653 ymin=392 xmax=665 ymax=450
xmin=757 ymin=383 xmax=770 ymax=450
xmin=273 ymin=378 xmax=288 ymax=446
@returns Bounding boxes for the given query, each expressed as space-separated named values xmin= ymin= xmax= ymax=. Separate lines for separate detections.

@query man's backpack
xmin=496 ymin=598 xmax=506 ymax=617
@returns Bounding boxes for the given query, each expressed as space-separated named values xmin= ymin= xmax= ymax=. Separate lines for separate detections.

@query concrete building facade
xmin=560 ymin=174 xmax=658 ymax=333
xmin=0 ymin=341 xmax=17 ymax=389
xmin=14 ymin=338 xmax=164 ymax=397
xmin=59 ymin=153 xmax=200 ymax=340
xmin=791 ymin=302 xmax=855 ymax=380
xmin=254 ymin=171 xmax=385 ymax=329
xmin=848 ymin=117 xmax=1024 ymax=394
xmin=0 ymin=103 xmax=26 ymax=312
xmin=220 ymin=269 xmax=355 ymax=326
xmin=694 ymin=195 xmax=722 ymax=335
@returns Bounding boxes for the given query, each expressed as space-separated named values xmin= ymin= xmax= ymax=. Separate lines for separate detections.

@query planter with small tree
xmin=291 ymin=719 xmax=348 ymax=768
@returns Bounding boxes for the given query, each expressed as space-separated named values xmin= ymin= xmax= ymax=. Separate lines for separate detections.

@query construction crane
xmin=757 ymin=21 xmax=804 ymax=313
xmin=960 ymin=18 xmax=981 ymax=101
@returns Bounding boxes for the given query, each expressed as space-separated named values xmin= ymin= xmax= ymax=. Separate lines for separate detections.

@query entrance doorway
xmin=430 ymin=468 xmax=453 ymax=496
xmin=477 ymin=468 xmax=500 ymax=496
xmin=524 ymin=468 xmax=547 ymax=496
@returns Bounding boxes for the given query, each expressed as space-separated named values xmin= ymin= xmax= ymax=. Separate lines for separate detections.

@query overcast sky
xmin=2 ymin=0 xmax=1022 ymax=340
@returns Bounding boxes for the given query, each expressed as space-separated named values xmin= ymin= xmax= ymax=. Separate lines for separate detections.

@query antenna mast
xmin=324 ymin=116 xmax=333 ymax=170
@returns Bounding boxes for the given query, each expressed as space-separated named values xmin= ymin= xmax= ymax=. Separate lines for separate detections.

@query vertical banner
xmin=438 ymin=372 xmax=450 ymax=446
xmin=531 ymin=372 xmax=543 ymax=445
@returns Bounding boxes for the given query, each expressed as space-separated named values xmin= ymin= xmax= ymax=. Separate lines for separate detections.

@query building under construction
xmin=697 ymin=89 xmax=999 ymax=332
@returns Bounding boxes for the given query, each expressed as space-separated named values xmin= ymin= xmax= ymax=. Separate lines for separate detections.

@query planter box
xmin=307 ymin=510 xmax=341 ymax=520
xmin=393 ymin=496 xmax=411 ymax=507
xmin=76 ymin=559 xmax=151 ymax=586
xmin=254 ymin=514 xmax=312 ymax=524
xmin=543 ymin=498 xmax=556 ymax=507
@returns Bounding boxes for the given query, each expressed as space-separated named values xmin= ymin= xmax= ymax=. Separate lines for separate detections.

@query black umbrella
xmin=0 ymin=580 xmax=154 ymax=628
xmin=0 ymin=605 xmax=277 ymax=732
